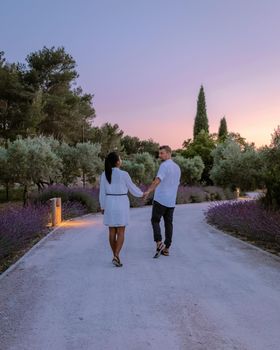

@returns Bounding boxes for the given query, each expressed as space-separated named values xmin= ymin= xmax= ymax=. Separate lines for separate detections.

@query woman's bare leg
xmin=109 ymin=227 xmax=117 ymax=255
xmin=114 ymin=226 xmax=125 ymax=259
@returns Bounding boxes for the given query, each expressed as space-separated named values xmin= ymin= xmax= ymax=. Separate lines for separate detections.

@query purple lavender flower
xmin=0 ymin=204 xmax=49 ymax=262
xmin=205 ymin=200 xmax=280 ymax=243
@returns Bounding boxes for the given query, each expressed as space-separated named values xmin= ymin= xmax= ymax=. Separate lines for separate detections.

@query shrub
xmin=0 ymin=204 xmax=49 ymax=265
xmin=204 ymin=186 xmax=235 ymax=200
xmin=5 ymin=137 xmax=62 ymax=204
xmin=182 ymin=130 xmax=216 ymax=184
xmin=62 ymin=201 xmax=88 ymax=219
xmin=259 ymin=129 xmax=280 ymax=210
xmin=176 ymin=186 xmax=207 ymax=204
xmin=31 ymin=185 xmax=99 ymax=213
xmin=121 ymin=161 xmax=145 ymax=185
xmin=206 ymin=200 xmax=280 ymax=243
xmin=122 ymin=152 xmax=157 ymax=185
xmin=173 ymin=155 xmax=204 ymax=185
xmin=210 ymin=139 xmax=262 ymax=191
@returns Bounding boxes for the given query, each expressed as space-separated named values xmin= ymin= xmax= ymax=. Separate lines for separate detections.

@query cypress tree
xmin=218 ymin=116 xmax=228 ymax=141
xmin=193 ymin=85 xmax=209 ymax=139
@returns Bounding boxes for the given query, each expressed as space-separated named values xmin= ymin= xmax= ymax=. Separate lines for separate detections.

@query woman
xmin=99 ymin=152 xmax=143 ymax=267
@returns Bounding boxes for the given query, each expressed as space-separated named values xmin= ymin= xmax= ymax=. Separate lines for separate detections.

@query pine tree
xmin=193 ymin=85 xmax=209 ymax=139
xmin=218 ymin=116 xmax=228 ymax=141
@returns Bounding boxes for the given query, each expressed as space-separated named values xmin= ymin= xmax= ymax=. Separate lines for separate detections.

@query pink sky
xmin=93 ymin=71 xmax=280 ymax=149
xmin=2 ymin=0 xmax=280 ymax=149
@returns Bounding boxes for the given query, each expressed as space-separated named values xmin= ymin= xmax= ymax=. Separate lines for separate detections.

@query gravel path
xmin=1 ymin=203 xmax=280 ymax=350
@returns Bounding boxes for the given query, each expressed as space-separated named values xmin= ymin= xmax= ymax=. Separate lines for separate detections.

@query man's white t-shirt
xmin=154 ymin=159 xmax=181 ymax=208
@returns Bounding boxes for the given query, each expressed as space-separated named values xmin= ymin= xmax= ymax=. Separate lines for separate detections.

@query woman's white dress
xmin=99 ymin=168 xmax=143 ymax=227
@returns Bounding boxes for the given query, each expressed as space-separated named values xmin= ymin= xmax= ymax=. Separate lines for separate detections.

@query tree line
xmin=1 ymin=46 xmax=279 ymax=210
xmin=0 ymin=136 xmax=205 ymax=204
xmin=0 ymin=47 xmax=159 ymax=156
xmin=180 ymin=85 xmax=280 ymax=210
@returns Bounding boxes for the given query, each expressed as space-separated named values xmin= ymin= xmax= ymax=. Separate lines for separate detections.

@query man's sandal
xmin=161 ymin=249 xmax=169 ymax=256
xmin=153 ymin=242 xmax=165 ymax=259
xmin=112 ymin=256 xmax=123 ymax=267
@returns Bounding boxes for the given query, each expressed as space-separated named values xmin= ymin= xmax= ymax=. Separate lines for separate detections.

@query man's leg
xmin=163 ymin=207 xmax=175 ymax=249
xmin=151 ymin=201 xmax=165 ymax=244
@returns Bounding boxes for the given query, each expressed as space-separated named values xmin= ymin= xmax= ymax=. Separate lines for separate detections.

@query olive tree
xmin=210 ymin=139 xmax=262 ymax=191
xmin=173 ymin=155 xmax=204 ymax=185
xmin=122 ymin=152 xmax=157 ymax=184
xmin=55 ymin=142 xmax=80 ymax=186
xmin=7 ymin=137 xmax=62 ymax=204
xmin=76 ymin=142 xmax=103 ymax=187
xmin=121 ymin=160 xmax=145 ymax=184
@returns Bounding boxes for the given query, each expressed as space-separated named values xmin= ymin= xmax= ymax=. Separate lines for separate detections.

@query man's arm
xmin=143 ymin=177 xmax=161 ymax=200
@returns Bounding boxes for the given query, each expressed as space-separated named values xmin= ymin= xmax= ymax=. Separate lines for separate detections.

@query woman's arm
xmin=125 ymin=172 xmax=143 ymax=197
xmin=99 ymin=173 xmax=106 ymax=212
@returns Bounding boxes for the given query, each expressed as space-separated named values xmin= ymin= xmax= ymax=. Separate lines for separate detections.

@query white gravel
xmin=1 ymin=203 xmax=280 ymax=350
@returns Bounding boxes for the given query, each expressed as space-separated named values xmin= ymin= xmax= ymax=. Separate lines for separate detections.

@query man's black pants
xmin=151 ymin=200 xmax=175 ymax=248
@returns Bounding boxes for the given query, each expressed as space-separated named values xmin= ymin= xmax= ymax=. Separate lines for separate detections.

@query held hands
xmin=142 ymin=191 xmax=150 ymax=202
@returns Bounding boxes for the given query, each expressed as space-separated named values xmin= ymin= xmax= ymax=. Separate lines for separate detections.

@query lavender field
xmin=0 ymin=186 xmax=100 ymax=272
xmin=0 ymin=204 xmax=49 ymax=271
xmin=206 ymin=200 xmax=280 ymax=254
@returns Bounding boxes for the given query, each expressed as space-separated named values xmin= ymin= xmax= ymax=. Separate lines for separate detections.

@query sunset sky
xmin=1 ymin=0 xmax=279 ymax=148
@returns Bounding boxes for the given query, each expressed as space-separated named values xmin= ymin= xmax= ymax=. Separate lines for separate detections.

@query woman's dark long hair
xmin=105 ymin=152 xmax=120 ymax=184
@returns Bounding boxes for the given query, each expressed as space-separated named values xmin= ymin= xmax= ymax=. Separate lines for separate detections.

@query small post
xmin=233 ymin=187 xmax=240 ymax=199
xmin=50 ymin=197 xmax=62 ymax=226
xmin=236 ymin=188 xmax=240 ymax=198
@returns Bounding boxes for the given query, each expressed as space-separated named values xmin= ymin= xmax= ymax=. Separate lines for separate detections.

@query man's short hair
xmin=159 ymin=145 xmax=172 ymax=154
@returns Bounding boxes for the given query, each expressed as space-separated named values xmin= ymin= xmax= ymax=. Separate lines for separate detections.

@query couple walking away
xmin=99 ymin=145 xmax=181 ymax=267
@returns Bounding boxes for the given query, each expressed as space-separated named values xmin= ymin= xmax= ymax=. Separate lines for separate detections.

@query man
xmin=144 ymin=145 xmax=181 ymax=258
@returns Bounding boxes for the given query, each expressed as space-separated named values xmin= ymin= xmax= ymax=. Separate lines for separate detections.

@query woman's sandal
xmin=112 ymin=256 xmax=123 ymax=267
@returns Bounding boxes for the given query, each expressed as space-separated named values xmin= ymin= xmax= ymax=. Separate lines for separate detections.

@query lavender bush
xmin=176 ymin=186 xmax=233 ymax=204
xmin=176 ymin=186 xmax=207 ymax=204
xmin=31 ymin=184 xmax=233 ymax=211
xmin=31 ymin=185 xmax=99 ymax=213
xmin=0 ymin=204 xmax=49 ymax=266
xmin=206 ymin=200 xmax=280 ymax=243
xmin=129 ymin=185 xmax=234 ymax=207
xmin=204 ymin=186 xmax=235 ymax=201
xmin=62 ymin=201 xmax=88 ymax=219
xmin=0 ymin=185 xmax=97 ymax=271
